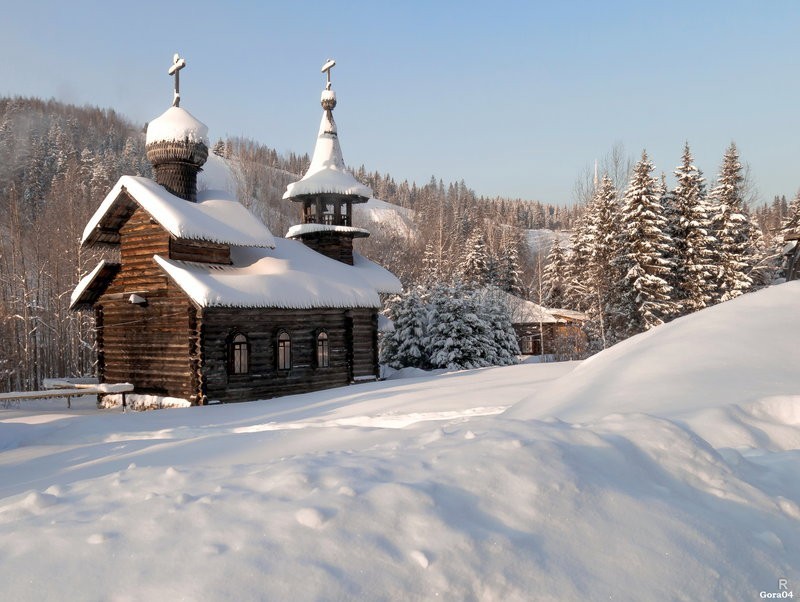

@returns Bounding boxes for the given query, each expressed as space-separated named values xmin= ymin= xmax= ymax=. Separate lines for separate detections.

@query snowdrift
xmin=508 ymin=281 xmax=800 ymax=427
xmin=0 ymin=285 xmax=798 ymax=600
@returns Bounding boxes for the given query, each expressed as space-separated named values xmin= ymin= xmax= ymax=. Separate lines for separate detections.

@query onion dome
xmin=145 ymin=54 xmax=209 ymax=202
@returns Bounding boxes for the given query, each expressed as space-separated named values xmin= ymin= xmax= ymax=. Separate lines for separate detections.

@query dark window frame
xmin=316 ymin=330 xmax=330 ymax=368
xmin=228 ymin=331 xmax=250 ymax=375
xmin=277 ymin=330 xmax=292 ymax=372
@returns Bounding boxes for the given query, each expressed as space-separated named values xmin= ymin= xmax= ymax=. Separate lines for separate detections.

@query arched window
xmin=277 ymin=331 xmax=292 ymax=371
xmin=229 ymin=333 xmax=249 ymax=374
xmin=316 ymin=331 xmax=330 ymax=368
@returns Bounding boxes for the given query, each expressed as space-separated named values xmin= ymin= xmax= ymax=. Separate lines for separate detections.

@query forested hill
xmin=0 ymin=98 xmax=154 ymax=392
xmin=0 ymin=97 xmax=577 ymax=391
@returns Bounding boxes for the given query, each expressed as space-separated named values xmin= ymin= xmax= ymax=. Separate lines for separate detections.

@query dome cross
xmin=321 ymin=59 xmax=336 ymax=90
xmin=168 ymin=54 xmax=187 ymax=107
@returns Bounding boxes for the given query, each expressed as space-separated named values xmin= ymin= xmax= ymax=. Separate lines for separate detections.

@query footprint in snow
xmin=409 ymin=550 xmax=430 ymax=569
xmin=87 ymin=532 xmax=118 ymax=545
xmin=295 ymin=507 xmax=329 ymax=529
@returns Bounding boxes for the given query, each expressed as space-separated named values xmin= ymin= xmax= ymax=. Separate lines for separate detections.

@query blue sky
xmin=1 ymin=1 xmax=798 ymax=205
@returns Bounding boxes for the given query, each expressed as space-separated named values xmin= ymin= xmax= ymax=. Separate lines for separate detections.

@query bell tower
xmin=283 ymin=59 xmax=372 ymax=265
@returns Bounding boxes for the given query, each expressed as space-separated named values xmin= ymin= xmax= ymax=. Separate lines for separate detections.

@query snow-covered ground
xmin=2 ymin=284 xmax=799 ymax=600
xmin=355 ymin=198 xmax=416 ymax=239
xmin=525 ymin=228 xmax=572 ymax=256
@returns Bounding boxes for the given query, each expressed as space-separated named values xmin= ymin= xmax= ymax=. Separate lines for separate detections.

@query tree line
xmin=541 ymin=142 xmax=797 ymax=353
xmin=2 ymin=96 xmax=797 ymax=389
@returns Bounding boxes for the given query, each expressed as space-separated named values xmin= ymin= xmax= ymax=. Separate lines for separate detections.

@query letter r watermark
xmin=779 ymin=579 xmax=788 ymax=591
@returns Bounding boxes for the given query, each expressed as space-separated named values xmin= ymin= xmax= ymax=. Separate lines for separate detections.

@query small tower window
xmin=229 ymin=333 xmax=249 ymax=374
xmin=316 ymin=331 xmax=330 ymax=368
xmin=277 ymin=331 xmax=292 ymax=371
xmin=322 ymin=203 xmax=335 ymax=225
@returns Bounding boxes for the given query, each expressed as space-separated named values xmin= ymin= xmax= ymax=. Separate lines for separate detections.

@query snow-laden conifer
xmin=584 ymin=174 xmax=625 ymax=348
xmin=496 ymin=235 xmax=525 ymax=295
xmin=708 ymin=143 xmax=753 ymax=301
xmin=380 ymin=288 xmax=429 ymax=369
xmin=614 ymin=151 xmax=676 ymax=336
xmin=669 ymin=143 xmax=716 ymax=313
xmin=381 ymin=283 xmax=519 ymax=371
xmin=542 ymin=236 xmax=569 ymax=309
xmin=426 ymin=283 xmax=493 ymax=370
xmin=779 ymin=191 xmax=800 ymax=280
xmin=478 ymin=288 xmax=520 ymax=365
xmin=460 ymin=232 xmax=491 ymax=287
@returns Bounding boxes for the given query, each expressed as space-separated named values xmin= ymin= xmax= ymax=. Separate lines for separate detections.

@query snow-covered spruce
xmin=381 ymin=283 xmax=519 ymax=371
xmin=613 ymin=151 xmax=676 ymax=337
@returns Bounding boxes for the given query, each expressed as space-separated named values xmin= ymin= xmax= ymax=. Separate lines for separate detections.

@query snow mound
xmin=507 ymin=281 xmax=800 ymax=429
xmin=2 ymin=285 xmax=799 ymax=599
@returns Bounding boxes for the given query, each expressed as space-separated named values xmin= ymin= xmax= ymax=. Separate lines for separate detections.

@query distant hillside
xmin=0 ymin=96 xmax=577 ymax=391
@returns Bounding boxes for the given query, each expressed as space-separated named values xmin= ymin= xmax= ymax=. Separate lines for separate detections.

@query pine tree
xmin=780 ymin=191 xmax=800 ymax=280
xmin=669 ymin=143 xmax=716 ymax=314
xmin=564 ymin=206 xmax=593 ymax=311
xmin=708 ymin=143 xmax=753 ymax=302
xmin=585 ymin=174 xmax=625 ymax=347
xmin=542 ymin=237 xmax=569 ymax=308
xmin=615 ymin=151 xmax=676 ymax=336
xmin=497 ymin=235 xmax=524 ymax=295
xmin=422 ymin=242 xmax=441 ymax=284
xmin=426 ymin=283 xmax=493 ymax=370
xmin=380 ymin=288 xmax=429 ymax=369
xmin=478 ymin=289 xmax=520 ymax=365
xmin=460 ymin=232 xmax=491 ymax=287
xmin=212 ymin=138 xmax=226 ymax=157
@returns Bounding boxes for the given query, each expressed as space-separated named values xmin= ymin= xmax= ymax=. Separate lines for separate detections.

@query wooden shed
xmin=502 ymin=293 xmax=588 ymax=358
xmin=71 ymin=60 xmax=401 ymax=405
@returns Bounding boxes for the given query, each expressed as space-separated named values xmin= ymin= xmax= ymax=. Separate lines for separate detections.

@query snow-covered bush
xmin=381 ymin=284 xmax=519 ymax=371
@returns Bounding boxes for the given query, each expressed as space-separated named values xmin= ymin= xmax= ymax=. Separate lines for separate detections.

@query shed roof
xmin=548 ymin=308 xmax=589 ymax=322
xmin=154 ymin=238 xmax=402 ymax=309
xmin=81 ymin=176 xmax=275 ymax=249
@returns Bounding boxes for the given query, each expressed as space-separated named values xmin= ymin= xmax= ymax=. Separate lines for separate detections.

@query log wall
xmin=297 ymin=232 xmax=355 ymax=265
xmin=170 ymin=238 xmax=231 ymax=264
xmin=202 ymin=307 xmax=379 ymax=403
xmin=97 ymin=207 xmax=199 ymax=402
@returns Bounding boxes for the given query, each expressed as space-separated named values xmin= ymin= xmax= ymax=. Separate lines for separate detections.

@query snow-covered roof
xmin=146 ymin=106 xmax=209 ymax=146
xmin=283 ymin=108 xmax=372 ymax=200
xmin=70 ymin=260 xmax=121 ymax=310
xmin=81 ymin=176 xmax=275 ymax=249
xmin=499 ymin=292 xmax=558 ymax=324
xmin=154 ymin=238 xmax=402 ymax=309
xmin=285 ymin=223 xmax=370 ymax=239
xmin=547 ymin=308 xmax=588 ymax=322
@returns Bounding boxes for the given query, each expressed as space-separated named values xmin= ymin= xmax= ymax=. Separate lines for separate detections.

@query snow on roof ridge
xmin=82 ymin=175 xmax=275 ymax=249
xmin=285 ymin=223 xmax=370 ymax=238
xmin=146 ymin=106 xmax=209 ymax=146
xmin=70 ymin=260 xmax=112 ymax=309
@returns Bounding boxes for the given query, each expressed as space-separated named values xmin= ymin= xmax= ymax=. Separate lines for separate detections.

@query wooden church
xmin=70 ymin=57 xmax=401 ymax=405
